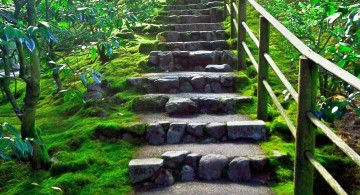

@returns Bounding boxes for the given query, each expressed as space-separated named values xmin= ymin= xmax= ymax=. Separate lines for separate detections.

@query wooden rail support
xmin=257 ymin=15 xmax=269 ymax=121
xmin=230 ymin=0 xmax=236 ymax=38
xmin=238 ymin=0 xmax=247 ymax=70
xmin=294 ymin=56 xmax=318 ymax=195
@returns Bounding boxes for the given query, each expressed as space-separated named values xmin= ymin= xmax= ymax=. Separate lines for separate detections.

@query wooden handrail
xmin=224 ymin=0 xmax=360 ymax=194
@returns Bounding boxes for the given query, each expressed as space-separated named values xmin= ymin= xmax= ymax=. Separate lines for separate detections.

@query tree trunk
xmin=20 ymin=0 xmax=50 ymax=169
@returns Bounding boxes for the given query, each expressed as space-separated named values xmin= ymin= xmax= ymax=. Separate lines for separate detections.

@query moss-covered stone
xmin=138 ymin=42 xmax=158 ymax=54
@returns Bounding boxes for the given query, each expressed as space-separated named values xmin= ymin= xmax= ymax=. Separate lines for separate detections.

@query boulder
xmin=154 ymin=77 xmax=180 ymax=92
xmin=206 ymin=123 xmax=226 ymax=139
xmin=181 ymin=165 xmax=195 ymax=182
xmin=146 ymin=123 xmax=165 ymax=145
xmin=211 ymin=82 xmax=222 ymax=93
xmin=154 ymin=169 xmax=175 ymax=186
xmin=250 ymin=156 xmax=269 ymax=173
xmin=161 ymin=150 xmax=190 ymax=168
xmin=126 ymin=77 xmax=144 ymax=87
xmin=198 ymin=154 xmax=228 ymax=180
xmin=134 ymin=95 xmax=169 ymax=112
xmin=183 ymin=135 xmax=198 ymax=143
xmin=186 ymin=123 xmax=206 ymax=137
xmin=159 ymin=51 xmax=174 ymax=71
xmin=129 ymin=158 xmax=163 ymax=183
xmin=200 ymin=97 xmax=223 ymax=113
xmin=227 ymin=121 xmax=266 ymax=141
xmin=180 ymin=81 xmax=193 ymax=92
xmin=205 ymin=64 xmax=232 ymax=72
xmin=166 ymin=98 xmax=198 ymax=115
xmin=227 ymin=157 xmax=251 ymax=182
xmin=167 ymin=123 xmax=187 ymax=144
xmin=185 ymin=153 xmax=202 ymax=171
xmin=148 ymin=51 xmax=160 ymax=66
xmin=190 ymin=76 xmax=206 ymax=90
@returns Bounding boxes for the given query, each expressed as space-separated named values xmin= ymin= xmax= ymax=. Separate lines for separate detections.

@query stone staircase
xmin=127 ymin=0 xmax=274 ymax=194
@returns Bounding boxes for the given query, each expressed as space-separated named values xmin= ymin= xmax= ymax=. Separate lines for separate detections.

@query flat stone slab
xmin=156 ymin=15 xmax=212 ymax=24
xmin=158 ymin=40 xmax=229 ymax=51
xmin=166 ymin=23 xmax=224 ymax=32
xmin=157 ymin=30 xmax=228 ymax=43
xmin=138 ymin=113 xmax=251 ymax=123
xmin=160 ymin=8 xmax=211 ymax=16
xmin=134 ymin=181 xmax=275 ymax=195
xmin=144 ymin=72 xmax=234 ymax=79
xmin=227 ymin=121 xmax=266 ymax=141
xmin=129 ymin=158 xmax=164 ymax=183
xmin=164 ymin=1 xmax=223 ymax=11
xmin=134 ymin=142 xmax=265 ymax=158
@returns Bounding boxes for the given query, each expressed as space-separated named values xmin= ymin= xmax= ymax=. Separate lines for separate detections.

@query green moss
xmin=138 ymin=42 xmax=158 ymax=54
xmin=50 ymin=158 xmax=91 ymax=175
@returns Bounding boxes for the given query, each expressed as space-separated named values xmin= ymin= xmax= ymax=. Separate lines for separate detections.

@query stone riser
xmin=96 ymin=121 xmax=267 ymax=144
xmin=148 ymin=50 xmax=237 ymax=72
xmin=169 ymin=0 xmax=222 ymax=5
xmin=133 ymin=94 xmax=252 ymax=115
xmin=158 ymin=40 xmax=229 ymax=51
xmin=164 ymin=1 xmax=223 ymax=11
xmin=169 ymin=23 xmax=223 ymax=32
xmin=127 ymin=74 xmax=235 ymax=93
xmin=160 ymin=9 xmax=211 ymax=16
xmin=156 ymin=15 xmax=212 ymax=24
xmin=157 ymin=30 xmax=228 ymax=42
xmin=129 ymin=151 xmax=269 ymax=185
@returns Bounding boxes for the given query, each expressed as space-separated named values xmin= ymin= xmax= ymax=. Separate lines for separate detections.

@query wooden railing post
xmin=294 ymin=56 xmax=318 ymax=195
xmin=224 ymin=0 xmax=228 ymax=17
xmin=230 ymin=0 xmax=236 ymax=38
xmin=238 ymin=0 xmax=247 ymax=70
xmin=257 ymin=15 xmax=269 ymax=121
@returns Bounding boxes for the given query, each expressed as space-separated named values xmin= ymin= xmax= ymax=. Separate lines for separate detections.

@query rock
xmin=210 ymin=7 xmax=224 ymax=23
xmin=148 ymin=51 xmax=160 ymax=66
xmin=181 ymin=165 xmax=195 ymax=182
xmin=227 ymin=121 xmax=266 ymax=141
xmin=204 ymin=84 xmax=212 ymax=93
xmin=180 ymin=81 xmax=193 ymax=92
xmin=134 ymin=95 xmax=169 ymax=112
xmin=185 ymin=153 xmax=202 ymax=171
xmin=205 ymin=64 xmax=232 ymax=72
xmin=192 ymin=66 xmax=204 ymax=71
xmin=154 ymin=169 xmax=175 ymax=186
xmin=129 ymin=158 xmax=163 ymax=183
xmin=220 ymin=75 xmax=234 ymax=87
xmin=186 ymin=123 xmax=206 ymax=137
xmin=221 ymin=50 xmax=237 ymax=65
xmin=206 ymin=123 xmax=226 ymax=140
xmin=158 ymin=121 xmax=171 ymax=131
xmin=87 ymin=83 xmax=102 ymax=92
xmin=201 ymin=137 xmax=217 ymax=144
xmin=211 ymin=82 xmax=222 ymax=93
xmin=250 ymin=156 xmax=269 ymax=173
xmin=122 ymin=133 xmax=134 ymax=141
xmin=154 ymin=77 xmax=179 ymax=92
xmin=146 ymin=123 xmax=165 ymax=145
xmin=200 ymin=97 xmax=223 ymax=113
xmin=166 ymin=98 xmax=198 ymax=115
xmin=167 ymin=123 xmax=187 ymax=144
xmin=183 ymin=135 xmax=197 ymax=143
xmin=198 ymin=154 xmax=228 ymax=180
xmin=84 ymin=91 xmax=103 ymax=101
xmin=159 ymin=51 xmax=174 ymax=71
xmin=190 ymin=76 xmax=206 ymax=89
xmin=187 ymin=51 xmax=217 ymax=66
xmin=126 ymin=77 xmax=143 ymax=87
xmin=205 ymin=75 xmax=220 ymax=83
xmin=164 ymin=31 xmax=180 ymax=42
xmin=222 ymin=98 xmax=236 ymax=114
xmin=162 ymin=150 xmax=190 ymax=168
xmin=227 ymin=157 xmax=251 ymax=182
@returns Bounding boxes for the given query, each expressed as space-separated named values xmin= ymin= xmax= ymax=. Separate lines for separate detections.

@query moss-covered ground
xmin=0 ymin=24 xmax=160 ymax=194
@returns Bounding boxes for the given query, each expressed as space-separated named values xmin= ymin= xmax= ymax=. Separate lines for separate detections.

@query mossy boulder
xmin=139 ymin=42 xmax=158 ymax=54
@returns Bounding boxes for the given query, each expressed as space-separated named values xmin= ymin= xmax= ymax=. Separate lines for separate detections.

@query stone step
xmin=129 ymin=142 xmax=270 ymax=186
xmin=95 ymin=119 xmax=266 ymax=143
xmin=160 ymin=8 xmax=211 ymax=16
xmin=134 ymin=181 xmax=275 ymax=195
xmin=138 ymin=113 xmax=251 ymax=123
xmin=126 ymin=72 xmax=237 ymax=93
xmin=148 ymin=50 xmax=236 ymax=72
xmin=157 ymin=30 xmax=228 ymax=42
xmin=133 ymin=93 xmax=252 ymax=115
xmin=169 ymin=23 xmax=223 ymax=32
xmin=164 ymin=1 xmax=223 ymax=11
xmin=168 ymin=0 xmax=223 ymax=5
xmin=155 ymin=15 xmax=212 ymax=24
xmin=158 ymin=40 xmax=229 ymax=51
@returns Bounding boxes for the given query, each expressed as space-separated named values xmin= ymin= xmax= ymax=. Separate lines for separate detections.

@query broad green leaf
xmin=91 ymin=47 xmax=97 ymax=61
xmin=14 ymin=138 xmax=24 ymax=157
xmin=4 ymin=123 xmax=20 ymax=139
xmin=91 ymin=74 xmax=101 ymax=84
xmin=80 ymin=74 xmax=88 ymax=87
xmin=24 ymin=35 xmax=35 ymax=52
xmin=39 ymin=21 xmax=50 ymax=28
xmin=25 ymin=140 xmax=33 ymax=155
xmin=28 ymin=138 xmax=43 ymax=146
xmin=0 ymin=125 xmax=3 ymax=137
xmin=3 ymin=25 xmax=16 ymax=41
xmin=0 ymin=151 xmax=12 ymax=160
xmin=355 ymin=108 xmax=360 ymax=116
xmin=0 ymin=138 xmax=10 ymax=150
